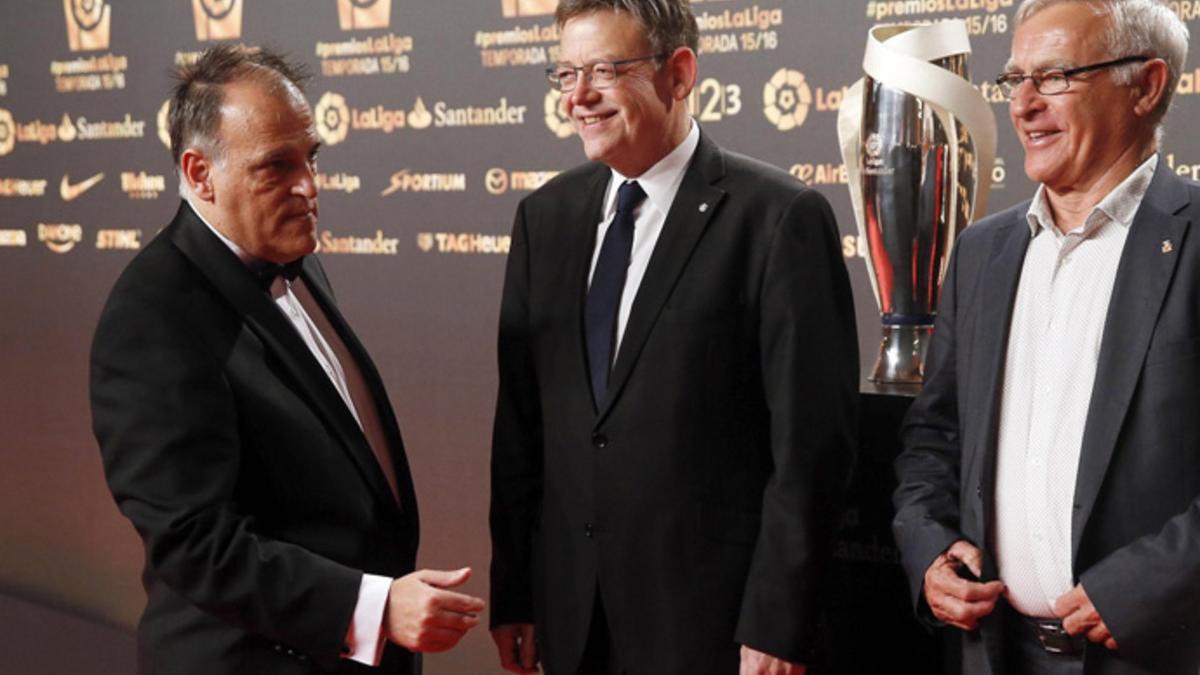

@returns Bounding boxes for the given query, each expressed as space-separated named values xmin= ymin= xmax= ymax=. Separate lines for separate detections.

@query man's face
xmin=207 ymin=78 xmax=320 ymax=263
xmin=559 ymin=10 xmax=682 ymax=177
xmin=1007 ymin=2 xmax=1143 ymax=195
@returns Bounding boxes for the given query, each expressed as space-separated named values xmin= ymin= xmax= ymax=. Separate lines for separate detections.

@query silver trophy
xmin=839 ymin=22 xmax=996 ymax=384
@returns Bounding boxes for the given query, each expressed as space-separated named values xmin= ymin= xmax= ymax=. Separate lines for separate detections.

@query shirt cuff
xmin=342 ymin=573 xmax=392 ymax=666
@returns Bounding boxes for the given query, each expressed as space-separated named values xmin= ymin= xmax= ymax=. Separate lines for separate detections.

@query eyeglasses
xmin=546 ymin=54 xmax=666 ymax=92
xmin=994 ymin=55 xmax=1149 ymax=98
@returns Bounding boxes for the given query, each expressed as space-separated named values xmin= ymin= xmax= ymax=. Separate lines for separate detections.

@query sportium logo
xmin=192 ymin=0 xmax=243 ymax=41
xmin=501 ymin=0 xmax=557 ymax=17
xmin=336 ymin=0 xmax=391 ymax=31
xmin=63 ymin=0 xmax=112 ymax=52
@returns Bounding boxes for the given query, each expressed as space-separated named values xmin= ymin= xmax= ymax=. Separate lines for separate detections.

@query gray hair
xmin=555 ymin=0 xmax=699 ymax=56
xmin=1015 ymin=0 xmax=1188 ymax=132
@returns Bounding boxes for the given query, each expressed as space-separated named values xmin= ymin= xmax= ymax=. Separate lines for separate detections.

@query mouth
xmin=577 ymin=111 xmax=617 ymax=127
xmin=1024 ymin=129 xmax=1060 ymax=145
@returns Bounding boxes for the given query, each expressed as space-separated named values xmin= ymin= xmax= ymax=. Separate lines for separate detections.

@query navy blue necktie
xmin=586 ymin=180 xmax=646 ymax=407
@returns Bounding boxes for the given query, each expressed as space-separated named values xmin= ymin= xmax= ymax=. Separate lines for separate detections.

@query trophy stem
xmin=870 ymin=324 xmax=932 ymax=384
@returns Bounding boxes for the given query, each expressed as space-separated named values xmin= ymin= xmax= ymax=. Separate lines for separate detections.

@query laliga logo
xmin=408 ymin=97 xmax=432 ymax=129
xmin=0 ymin=108 xmax=14 ymax=157
xmin=501 ymin=0 xmax=558 ymax=18
xmin=157 ymin=99 xmax=171 ymax=149
xmin=63 ymin=0 xmax=111 ymax=52
xmin=763 ymin=68 xmax=811 ymax=132
xmin=192 ymin=0 xmax=243 ymax=41
xmin=543 ymin=89 xmax=573 ymax=139
xmin=337 ymin=0 xmax=391 ymax=31
xmin=315 ymin=92 xmax=351 ymax=145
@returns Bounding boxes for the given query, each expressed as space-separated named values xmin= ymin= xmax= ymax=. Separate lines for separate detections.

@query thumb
xmin=949 ymin=540 xmax=984 ymax=578
xmin=418 ymin=567 xmax=472 ymax=589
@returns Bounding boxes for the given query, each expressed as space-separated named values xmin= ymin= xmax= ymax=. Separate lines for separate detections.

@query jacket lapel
xmin=168 ymin=202 xmax=400 ymax=511
xmin=968 ymin=211 xmax=1031 ymax=543
xmin=594 ymin=133 xmax=726 ymax=424
xmin=1071 ymin=164 xmax=1191 ymax=560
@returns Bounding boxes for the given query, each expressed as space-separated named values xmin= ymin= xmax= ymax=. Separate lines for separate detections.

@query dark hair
xmin=555 ymin=0 xmax=699 ymax=55
xmin=168 ymin=45 xmax=310 ymax=168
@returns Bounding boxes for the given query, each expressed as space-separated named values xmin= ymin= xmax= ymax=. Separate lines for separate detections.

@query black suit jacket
xmin=90 ymin=202 xmax=420 ymax=675
xmin=490 ymin=132 xmax=859 ymax=674
xmin=894 ymin=161 xmax=1200 ymax=675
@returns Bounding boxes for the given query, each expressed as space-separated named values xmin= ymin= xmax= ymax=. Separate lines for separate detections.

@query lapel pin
xmin=698 ymin=203 xmax=708 ymax=213
xmin=1162 ymin=240 xmax=1174 ymax=254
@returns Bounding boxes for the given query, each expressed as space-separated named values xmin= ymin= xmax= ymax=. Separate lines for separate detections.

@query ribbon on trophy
xmin=837 ymin=20 xmax=997 ymax=309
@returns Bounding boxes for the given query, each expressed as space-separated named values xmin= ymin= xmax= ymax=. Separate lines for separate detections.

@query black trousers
xmin=1002 ymin=605 xmax=1085 ymax=675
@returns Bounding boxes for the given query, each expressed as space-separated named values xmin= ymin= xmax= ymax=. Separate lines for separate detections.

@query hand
xmin=383 ymin=567 xmax=486 ymax=653
xmin=739 ymin=645 xmax=806 ymax=675
xmin=922 ymin=540 xmax=1005 ymax=631
xmin=1054 ymin=583 xmax=1118 ymax=651
xmin=492 ymin=622 xmax=538 ymax=673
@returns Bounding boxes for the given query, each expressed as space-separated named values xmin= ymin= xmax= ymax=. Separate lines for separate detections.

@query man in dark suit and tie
xmin=487 ymin=2 xmax=859 ymax=674
xmin=90 ymin=46 xmax=484 ymax=674
xmin=893 ymin=1 xmax=1200 ymax=673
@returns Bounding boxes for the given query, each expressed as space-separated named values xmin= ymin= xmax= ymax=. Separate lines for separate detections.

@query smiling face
xmin=558 ymin=10 xmax=692 ymax=177
xmin=1007 ymin=2 xmax=1151 ymax=198
xmin=200 ymin=78 xmax=321 ymax=263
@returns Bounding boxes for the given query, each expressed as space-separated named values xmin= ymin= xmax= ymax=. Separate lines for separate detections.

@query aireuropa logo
xmin=0 ymin=108 xmax=14 ymax=157
xmin=336 ymin=0 xmax=391 ymax=31
xmin=763 ymin=68 xmax=811 ymax=132
xmin=501 ymin=0 xmax=557 ymax=18
xmin=544 ymin=89 xmax=573 ymax=139
xmin=315 ymin=92 xmax=351 ymax=145
xmin=63 ymin=0 xmax=111 ymax=52
xmin=192 ymin=0 xmax=243 ymax=41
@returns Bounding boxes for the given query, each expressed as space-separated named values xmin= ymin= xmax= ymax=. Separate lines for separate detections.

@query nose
xmin=293 ymin=162 xmax=317 ymax=200
xmin=1009 ymin=78 xmax=1045 ymax=119
xmin=569 ymin=73 xmax=599 ymax=107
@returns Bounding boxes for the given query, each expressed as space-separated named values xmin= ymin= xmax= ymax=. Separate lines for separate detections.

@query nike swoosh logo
xmin=60 ymin=172 xmax=104 ymax=201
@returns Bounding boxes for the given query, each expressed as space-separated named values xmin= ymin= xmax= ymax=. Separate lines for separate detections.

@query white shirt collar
xmin=1025 ymin=154 xmax=1158 ymax=238
xmin=602 ymin=118 xmax=700 ymax=219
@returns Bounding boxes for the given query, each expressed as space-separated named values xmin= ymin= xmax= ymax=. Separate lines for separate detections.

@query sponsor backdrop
xmin=3 ymin=1 xmax=1200 ymax=673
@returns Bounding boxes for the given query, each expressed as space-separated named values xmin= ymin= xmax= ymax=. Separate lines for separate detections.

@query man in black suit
xmin=893 ymin=1 xmax=1199 ymax=673
xmin=90 ymin=46 xmax=484 ymax=674
xmin=488 ymin=2 xmax=859 ymax=674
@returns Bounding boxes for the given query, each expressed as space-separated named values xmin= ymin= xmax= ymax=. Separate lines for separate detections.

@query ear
xmin=180 ymin=147 xmax=215 ymax=202
xmin=664 ymin=47 xmax=698 ymax=102
xmin=1132 ymin=57 xmax=1170 ymax=119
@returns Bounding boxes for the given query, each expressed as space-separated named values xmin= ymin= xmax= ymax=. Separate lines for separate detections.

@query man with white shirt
xmin=488 ymin=2 xmax=858 ymax=674
xmin=893 ymin=1 xmax=1200 ymax=672
xmin=90 ymin=46 xmax=483 ymax=674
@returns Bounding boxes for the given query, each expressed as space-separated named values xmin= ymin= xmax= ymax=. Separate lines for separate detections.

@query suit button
xmin=584 ymin=523 xmax=594 ymax=538
xmin=591 ymin=433 xmax=608 ymax=448
xmin=975 ymin=485 xmax=982 ymax=498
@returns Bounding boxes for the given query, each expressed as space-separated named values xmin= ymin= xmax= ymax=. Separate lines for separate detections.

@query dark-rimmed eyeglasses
xmin=994 ymin=55 xmax=1149 ymax=98
xmin=546 ymin=54 xmax=666 ymax=92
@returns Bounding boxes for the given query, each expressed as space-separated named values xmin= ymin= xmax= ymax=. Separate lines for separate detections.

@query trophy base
xmin=870 ymin=325 xmax=932 ymax=384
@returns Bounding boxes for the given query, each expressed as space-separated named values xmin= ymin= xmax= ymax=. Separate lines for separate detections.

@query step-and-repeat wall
xmin=3 ymin=1 xmax=1200 ymax=673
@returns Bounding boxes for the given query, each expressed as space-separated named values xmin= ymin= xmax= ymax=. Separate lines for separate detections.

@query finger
xmin=429 ymin=607 xmax=482 ymax=630
xmin=1086 ymin=623 xmax=1112 ymax=644
xmin=1104 ymin=636 xmax=1119 ymax=651
xmin=411 ymin=626 xmax=469 ymax=653
xmin=929 ymin=566 xmax=1004 ymax=602
xmin=428 ymin=587 xmax=487 ymax=614
xmin=928 ymin=590 xmax=1001 ymax=629
xmin=519 ymin=625 xmax=538 ymax=670
xmin=1060 ymin=609 xmax=1091 ymax=637
xmin=417 ymin=567 xmax=472 ymax=589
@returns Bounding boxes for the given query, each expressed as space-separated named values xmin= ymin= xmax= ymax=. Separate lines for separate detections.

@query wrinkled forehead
xmin=1006 ymin=2 xmax=1110 ymax=71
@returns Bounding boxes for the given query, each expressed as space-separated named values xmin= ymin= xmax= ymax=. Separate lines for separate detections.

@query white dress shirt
xmin=191 ymin=201 xmax=391 ymax=665
xmin=588 ymin=119 xmax=700 ymax=356
xmin=993 ymin=155 xmax=1157 ymax=617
